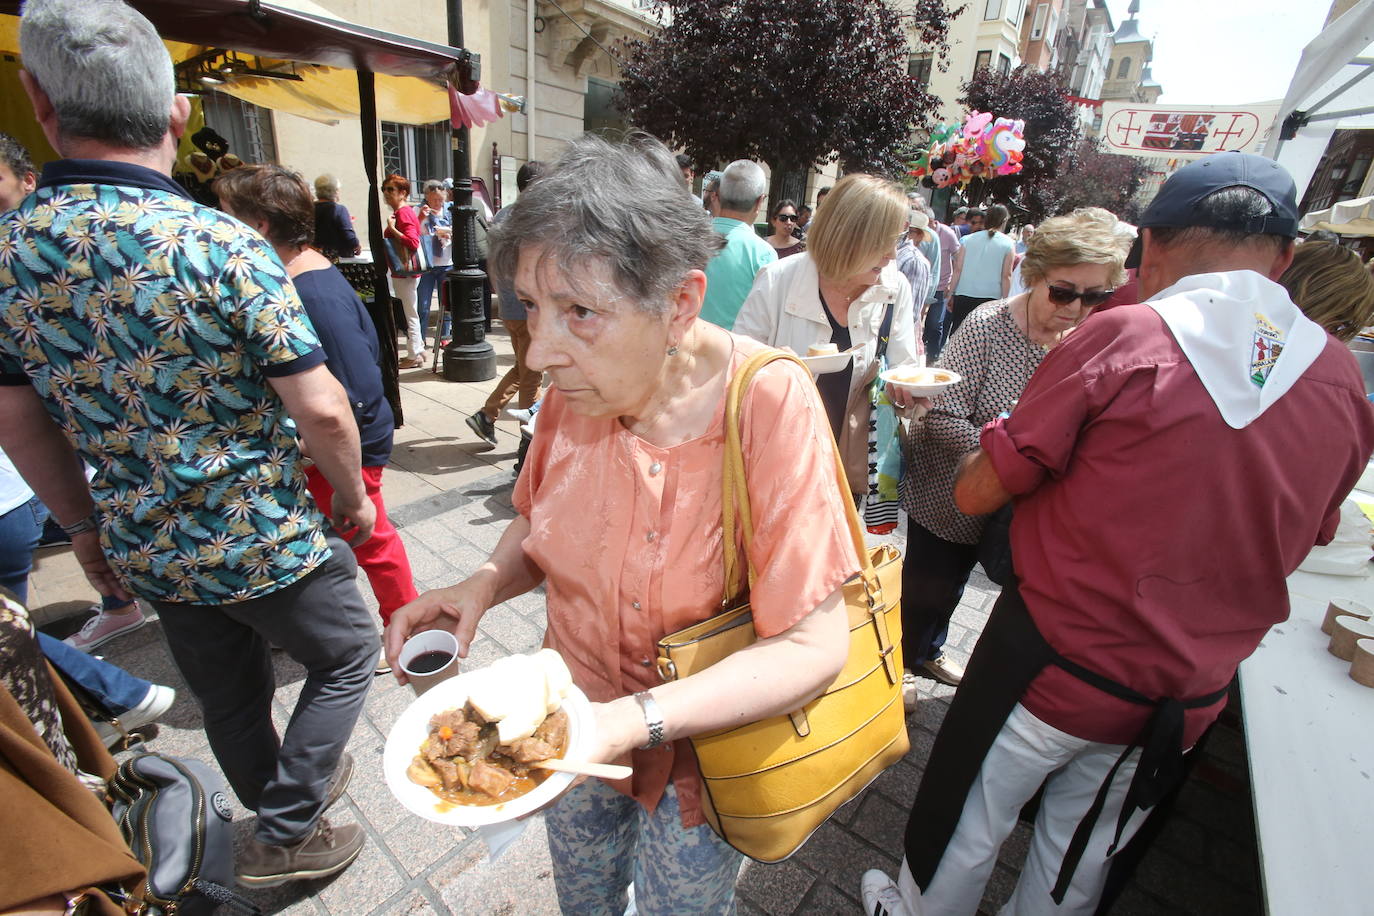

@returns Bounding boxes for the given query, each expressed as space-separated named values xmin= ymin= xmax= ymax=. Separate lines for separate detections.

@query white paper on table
xmin=477 ymin=818 xmax=527 ymax=861
xmin=1298 ymin=498 xmax=1373 ymax=576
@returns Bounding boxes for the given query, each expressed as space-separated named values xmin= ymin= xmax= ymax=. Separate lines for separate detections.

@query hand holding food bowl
xmin=881 ymin=365 xmax=962 ymax=399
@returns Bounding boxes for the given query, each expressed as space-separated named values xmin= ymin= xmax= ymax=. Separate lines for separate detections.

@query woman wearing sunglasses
xmin=764 ymin=198 xmax=806 ymax=258
xmin=898 ymin=208 xmax=1127 ymax=697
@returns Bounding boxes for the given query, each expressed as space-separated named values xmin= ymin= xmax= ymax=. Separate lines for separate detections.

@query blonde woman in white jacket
xmin=735 ymin=174 xmax=921 ymax=492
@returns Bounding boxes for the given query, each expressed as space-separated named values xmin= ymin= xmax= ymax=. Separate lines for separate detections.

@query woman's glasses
xmin=775 ymin=213 xmax=798 ymax=222
xmin=1046 ymin=284 xmax=1114 ymax=308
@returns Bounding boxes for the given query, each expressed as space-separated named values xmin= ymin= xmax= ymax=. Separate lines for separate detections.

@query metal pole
xmin=442 ymin=0 xmax=496 ymax=381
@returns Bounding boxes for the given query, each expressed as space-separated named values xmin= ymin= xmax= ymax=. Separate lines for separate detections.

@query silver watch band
xmin=633 ymin=690 xmax=665 ymax=750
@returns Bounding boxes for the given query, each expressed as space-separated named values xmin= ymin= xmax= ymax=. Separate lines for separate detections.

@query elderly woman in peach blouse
xmin=385 ymin=133 xmax=859 ymax=913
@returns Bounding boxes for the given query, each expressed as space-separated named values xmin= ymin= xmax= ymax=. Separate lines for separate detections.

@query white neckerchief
xmin=1146 ymin=270 xmax=1327 ymax=430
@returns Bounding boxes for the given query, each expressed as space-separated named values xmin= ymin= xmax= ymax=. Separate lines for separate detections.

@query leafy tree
xmin=1052 ymin=137 xmax=1150 ymax=221
xmin=616 ymin=0 xmax=961 ymax=179
xmin=958 ymin=65 xmax=1081 ymax=222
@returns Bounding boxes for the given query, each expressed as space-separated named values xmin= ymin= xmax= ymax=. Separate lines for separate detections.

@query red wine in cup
xmin=406 ymin=650 xmax=454 ymax=674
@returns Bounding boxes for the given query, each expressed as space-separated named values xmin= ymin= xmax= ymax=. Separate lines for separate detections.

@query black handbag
xmin=109 ymin=752 xmax=259 ymax=915
xmin=976 ymin=502 xmax=1015 ymax=586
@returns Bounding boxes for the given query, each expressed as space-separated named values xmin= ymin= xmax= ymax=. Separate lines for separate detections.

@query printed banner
xmin=1100 ymin=102 xmax=1281 ymax=161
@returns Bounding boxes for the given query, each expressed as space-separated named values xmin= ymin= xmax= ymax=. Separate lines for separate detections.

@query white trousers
xmin=920 ymin=703 xmax=1149 ymax=916
xmin=391 ymin=275 xmax=423 ymax=358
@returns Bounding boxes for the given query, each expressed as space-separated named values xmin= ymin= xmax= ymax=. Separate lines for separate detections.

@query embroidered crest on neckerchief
xmin=1250 ymin=312 xmax=1284 ymax=388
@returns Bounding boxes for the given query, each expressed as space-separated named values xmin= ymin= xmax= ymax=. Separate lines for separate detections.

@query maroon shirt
xmin=982 ymin=304 xmax=1374 ymax=745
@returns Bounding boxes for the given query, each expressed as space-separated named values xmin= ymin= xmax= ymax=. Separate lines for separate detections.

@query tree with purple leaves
xmin=616 ymin=0 xmax=962 ymax=179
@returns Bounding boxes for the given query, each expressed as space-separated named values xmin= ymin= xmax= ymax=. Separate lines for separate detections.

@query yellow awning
xmin=0 ymin=15 xmax=449 ymax=127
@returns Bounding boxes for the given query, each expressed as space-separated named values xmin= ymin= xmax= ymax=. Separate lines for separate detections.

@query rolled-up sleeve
xmin=741 ymin=357 xmax=861 ymax=637
xmin=979 ymin=335 xmax=1093 ymax=496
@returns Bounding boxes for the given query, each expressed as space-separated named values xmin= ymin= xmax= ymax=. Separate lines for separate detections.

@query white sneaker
xmin=862 ymin=869 xmax=915 ymax=916
xmin=94 ymin=684 xmax=176 ymax=748
xmin=63 ymin=602 xmax=146 ymax=652
xmin=505 ymin=406 xmax=534 ymax=423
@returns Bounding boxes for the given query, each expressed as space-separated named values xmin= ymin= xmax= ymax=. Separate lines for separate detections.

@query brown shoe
xmin=236 ymin=817 xmax=365 ymax=887
xmin=919 ymin=654 xmax=965 ymax=687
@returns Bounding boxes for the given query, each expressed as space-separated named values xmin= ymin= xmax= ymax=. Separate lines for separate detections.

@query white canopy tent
xmin=1264 ymin=0 xmax=1374 ymax=199
xmin=1299 ymin=195 xmax=1374 ymax=236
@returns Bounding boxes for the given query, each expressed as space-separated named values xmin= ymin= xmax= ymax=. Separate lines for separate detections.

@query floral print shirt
xmin=0 ymin=160 xmax=331 ymax=604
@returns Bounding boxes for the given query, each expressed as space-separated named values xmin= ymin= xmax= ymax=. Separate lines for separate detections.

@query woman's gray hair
xmin=423 ymin=179 xmax=446 ymax=195
xmin=489 ymin=132 xmax=723 ymax=315
xmin=314 ymin=173 xmax=341 ymax=200
xmin=20 ymin=0 xmax=175 ymax=150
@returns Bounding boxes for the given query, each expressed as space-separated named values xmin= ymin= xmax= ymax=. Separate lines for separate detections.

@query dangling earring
xmin=667 ymin=344 xmax=679 ymax=356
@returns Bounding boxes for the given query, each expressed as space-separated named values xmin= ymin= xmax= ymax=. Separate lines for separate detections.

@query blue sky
xmin=1102 ymin=0 xmax=1332 ymax=105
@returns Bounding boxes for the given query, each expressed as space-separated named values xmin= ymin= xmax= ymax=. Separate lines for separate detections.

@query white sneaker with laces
xmin=862 ymin=869 xmax=916 ymax=916
xmin=63 ymin=602 xmax=146 ymax=652
xmin=94 ymin=684 xmax=176 ymax=748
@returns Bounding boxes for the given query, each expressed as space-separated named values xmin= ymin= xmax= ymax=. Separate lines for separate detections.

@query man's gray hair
xmin=717 ymin=160 xmax=767 ymax=213
xmin=20 ymin=0 xmax=175 ymax=150
xmin=1149 ymin=186 xmax=1289 ymax=254
xmin=489 ymin=132 xmax=723 ymax=316
xmin=423 ymin=179 xmax=446 ymax=194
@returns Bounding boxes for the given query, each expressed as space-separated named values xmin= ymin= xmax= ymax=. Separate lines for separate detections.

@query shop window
xmin=909 ymin=54 xmax=934 ymax=87
xmin=200 ymin=91 xmax=277 ymax=165
xmin=380 ymin=121 xmax=451 ymax=188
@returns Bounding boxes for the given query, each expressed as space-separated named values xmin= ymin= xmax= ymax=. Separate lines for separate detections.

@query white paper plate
xmin=880 ymin=366 xmax=962 ymax=398
xmin=800 ymin=351 xmax=853 ymax=375
xmin=383 ymin=673 xmax=594 ymax=827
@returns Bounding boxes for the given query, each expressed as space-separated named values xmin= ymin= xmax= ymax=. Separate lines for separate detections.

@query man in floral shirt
xmin=0 ymin=0 xmax=379 ymax=887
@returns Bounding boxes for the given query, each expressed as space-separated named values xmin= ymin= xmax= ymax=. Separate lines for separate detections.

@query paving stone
xmin=372 ymin=890 xmax=447 ymax=916
xmin=476 ymin=601 xmax=544 ymax=655
xmin=792 ymin=819 xmax=898 ymax=906
xmin=869 ymin=758 xmax=923 ymax=809
xmin=851 ymin=789 xmax=911 ymax=851
xmin=312 ymin=812 xmax=410 ymax=913
xmin=736 ymin=859 xmax=816 ymax=915
xmin=979 ymin=863 xmax=1019 ymax=914
xmin=428 ymin=823 xmax=561 ymax=915
xmin=798 ymin=878 xmax=866 ymax=911
xmin=382 ymin=814 xmax=468 ymax=879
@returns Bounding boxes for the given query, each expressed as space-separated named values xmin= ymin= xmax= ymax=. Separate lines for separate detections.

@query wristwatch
xmin=633 ymin=690 xmax=665 ymax=750
xmin=59 ymin=514 xmax=99 ymax=537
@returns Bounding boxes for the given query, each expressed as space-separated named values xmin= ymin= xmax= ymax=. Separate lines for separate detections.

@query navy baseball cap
xmin=1125 ymin=152 xmax=1299 ymax=268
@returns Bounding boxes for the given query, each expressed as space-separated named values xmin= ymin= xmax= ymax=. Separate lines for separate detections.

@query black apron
xmin=904 ymin=579 xmax=1230 ymax=904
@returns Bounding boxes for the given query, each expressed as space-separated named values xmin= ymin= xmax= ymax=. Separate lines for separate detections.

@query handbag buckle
xmin=655 ymin=657 xmax=678 ymax=682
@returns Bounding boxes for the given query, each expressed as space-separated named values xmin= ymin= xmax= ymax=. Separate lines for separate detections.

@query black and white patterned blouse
xmin=0 ymin=594 xmax=78 ymax=772
xmin=900 ymin=299 xmax=1046 ymax=545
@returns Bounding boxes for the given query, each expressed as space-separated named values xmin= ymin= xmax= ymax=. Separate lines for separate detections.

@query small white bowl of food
xmin=383 ymin=649 xmax=596 ymax=827
xmin=880 ymin=365 xmax=962 ymax=399
xmin=799 ymin=342 xmax=854 ymax=376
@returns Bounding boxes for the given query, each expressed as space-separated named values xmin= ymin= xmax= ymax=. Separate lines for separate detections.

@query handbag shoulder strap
xmin=722 ymin=348 xmax=876 ymax=604
xmin=874 ymin=301 xmax=895 ymax=363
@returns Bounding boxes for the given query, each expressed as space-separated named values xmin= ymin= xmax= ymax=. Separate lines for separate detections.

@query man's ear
xmin=170 ymin=95 xmax=191 ymax=140
xmin=18 ymin=71 xmax=62 ymax=153
xmin=1266 ymin=239 xmax=1297 ymax=282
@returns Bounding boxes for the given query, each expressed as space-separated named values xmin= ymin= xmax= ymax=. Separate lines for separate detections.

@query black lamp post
xmin=442 ymin=0 xmax=496 ymax=382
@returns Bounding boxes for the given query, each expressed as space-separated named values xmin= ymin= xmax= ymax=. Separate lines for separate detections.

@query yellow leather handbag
xmin=655 ymin=349 xmax=908 ymax=863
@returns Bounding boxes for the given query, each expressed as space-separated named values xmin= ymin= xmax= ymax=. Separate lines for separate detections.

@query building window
xmin=1009 ymin=0 xmax=1027 ymax=24
xmin=200 ymin=91 xmax=277 ymax=165
xmin=975 ymin=50 xmax=992 ymax=73
xmin=1030 ymin=3 xmax=1048 ymax=40
xmin=998 ymin=53 xmax=1012 ymax=76
xmin=1344 ymin=153 xmax=1371 ymax=196
xmin=1117 ymin=57 xmax=1133 ymax=80
xmin=380 ymin=121 xmax=451 ymax=186
xmin=908 ymin=53 xmax=934 ymax=86
xmin=984 ymin=0 xmax=1004 ymax=19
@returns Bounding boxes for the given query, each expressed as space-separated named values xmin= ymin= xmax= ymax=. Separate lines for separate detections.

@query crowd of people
xmin=5 ymin=1 xmax=1374 ymax=915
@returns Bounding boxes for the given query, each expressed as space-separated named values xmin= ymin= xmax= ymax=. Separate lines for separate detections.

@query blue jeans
xmin=417 ymin=266 xmax=452 ymax=346
xmin=0 ymin=495 xmax=150 ymax=714
xmin=546 ymin=779 xmax=743 ymax=915
xmin=924 ymin=291 xmax=948 ymax=361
